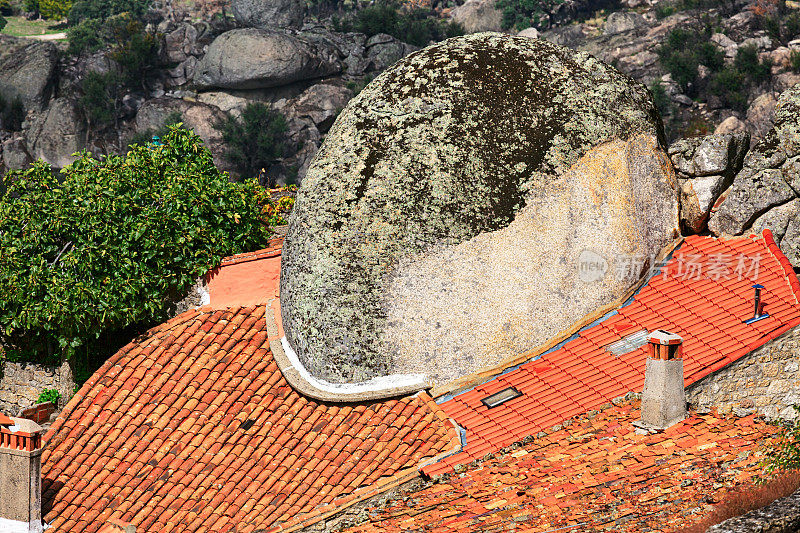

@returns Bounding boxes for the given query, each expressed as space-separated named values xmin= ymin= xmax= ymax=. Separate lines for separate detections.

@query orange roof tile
xmin=345 ymin=401 xmax=784 ymax=533
xmin=42 ymin=247 xmax=458 ymax=533
xmin=423 ymin=231 xmax=800 ymax=476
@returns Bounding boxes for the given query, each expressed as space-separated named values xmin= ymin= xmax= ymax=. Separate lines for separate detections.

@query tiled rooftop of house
xmin=423 ymin=230 xmax=800 ymax=476
xmin=343 ymin=399 xmax=783 ymax=533
xmin=39 ymin=229 xmax=800 ymax=532
xmin=40 ymin=274 xmax=459 ymax=532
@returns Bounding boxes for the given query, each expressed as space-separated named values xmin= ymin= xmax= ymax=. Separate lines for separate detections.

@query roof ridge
xmin=760 ymin=228 xmax=800 ymax=304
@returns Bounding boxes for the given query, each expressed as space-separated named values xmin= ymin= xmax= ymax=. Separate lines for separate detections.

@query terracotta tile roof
xmin=345 ymin=400 xmax=783 ymax=533
xmin=41 ymin=303 xmax=459 ymax=532
xmin=424 ymin=231 xmax=800 ymax=476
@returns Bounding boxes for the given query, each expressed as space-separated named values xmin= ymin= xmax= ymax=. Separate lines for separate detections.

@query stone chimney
xmin=0 ymin=413 xmax=44 ymax=533
xmin=639 ymin=330 xmax=686 ymax=429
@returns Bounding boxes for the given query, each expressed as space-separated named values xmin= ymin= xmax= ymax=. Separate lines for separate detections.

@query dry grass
xmin=677 ymin=470 xmax=800 ymax=533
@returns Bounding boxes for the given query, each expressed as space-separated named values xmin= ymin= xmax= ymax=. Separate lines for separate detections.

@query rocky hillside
xmin=2 ymin=0 xmax=798 ymax=186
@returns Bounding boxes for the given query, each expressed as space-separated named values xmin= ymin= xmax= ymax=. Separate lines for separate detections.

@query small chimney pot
xmin=640 ymin=330 xmax=686 ymax=429
xmin=0 ymin=415 xmax=44 ymax=533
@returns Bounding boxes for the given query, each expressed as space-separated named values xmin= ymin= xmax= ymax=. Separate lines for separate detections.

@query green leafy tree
xmin=214 ymin=103 xmax=294 ymax=183
xmin=495 ymin=0 xmax=564 ymax=30
xmin=0 ymin=126 xmax=276 ymax=363
xmin=68 ymin=0 xmax=150 ymax=25
xmin=40 ymin=0 xmax=71 ymax=19
xmin=0 ymin=14 xmax=6 ymax=32
xmin=105 ymin=14 xmax=160 ymax=84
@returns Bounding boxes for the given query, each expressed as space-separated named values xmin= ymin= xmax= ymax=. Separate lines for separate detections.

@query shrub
xmin=734 ymin=44 xmax=772 ymax=84
xmin=708 ymin=66 xmax=747 ymax=111
xmin=37 ymin=388 xmax=61 ymax=405
xmin=0 ymin=14 xmax=6 ymax=32
xmin=0 ymin=126 xmax=276 ymax=363
xmin=649 ymin=80 xmax=672 ymax=117
xmin=213 ymin=103 xmax=294 ymax=184
xmin=79 ymin=70 xmax=122 ymax=130
xmin=495 ymin=0 xmax=565 ymax=30
xmin=66 ymin=18 xmax=104 ymax=56
xmin=760 ymin=406 xmax=800 ymax=478
xmin=39 ymin=0 xmax=71 ymax=19
xmin=105 ymin=15 xmax=160 ymax=83
xmin=791 ymin=49 xmax=800 ymax=73
xmin=336 ymin=1 xmax=463 ymax=46
xmin=68 ymin=0 xmax=150 ymax=25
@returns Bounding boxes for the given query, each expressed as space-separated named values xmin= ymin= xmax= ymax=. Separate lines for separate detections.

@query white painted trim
xmin=0 ymin=517 xmax=42 ymax=533
xmin=280 ymin=337 xmax=430 ymax=395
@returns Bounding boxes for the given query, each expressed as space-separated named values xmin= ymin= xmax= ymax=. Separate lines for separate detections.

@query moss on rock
xmin=281 ymin=32 xmax=668 ymax=383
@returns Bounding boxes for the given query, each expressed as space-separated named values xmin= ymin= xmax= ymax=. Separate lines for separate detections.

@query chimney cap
xmin=648 ymin=329 xmax=682 ymax=345
xmin=752 ymin=283 xmax=765 ymax=289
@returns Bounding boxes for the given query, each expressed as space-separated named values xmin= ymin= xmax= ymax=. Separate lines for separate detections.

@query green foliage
xmin=23 ymin=0 xmax=38 ymax=13
xmin=758 ymin=406 xmax=800 ymax=481
xmin=68 ymin=0 xmax=150 ymax=25
xmin=705 ymin=45 xmax=772 ymax=112
xmin=104 ymin=15 xmax=159 ymax=82
xmin=0 ymin=14 xmax=5 ymax=32
xmin=335 ymin=1 xmax=463 ymax=46
xmin=734 ymin=44 xmax=772 ymax=84
xmin=79 ymin=70 xmax=121 ymax=129
xmin=66 ymin=17 xmax=103 ymax=55
xmin=213 ymin=103 xmax=294 ymax=183
xmin=0 ymin=126 xmax=276 ymax=363
xmin=649 ymin=80 xmax=672 ymax=118
xmin=791 ymin=49 xmax=800 ymax=73
xmin=39 ymin=0 xmax=70 ymax=19
xmin=37 ymin=388 xmax=61 ymax=404
xmin=657 ymin=27 xmax=722 ymax=95
xmin=708 ymin=66 xmax=747 ymax=111
xmin=496 ymin=0 xmax=564 ymax=30
xmin=0 ymin=91 xmax=25 ymax=131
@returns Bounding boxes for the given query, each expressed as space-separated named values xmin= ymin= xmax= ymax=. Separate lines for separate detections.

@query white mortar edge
xmin=280 ymin=337 xmax=431 ymax=398
xmin=0 ymin=517 xmax=42 ymax=533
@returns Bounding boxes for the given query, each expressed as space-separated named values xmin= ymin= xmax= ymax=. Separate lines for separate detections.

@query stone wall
xmin=0 ymin=360 xmax=74 ymax=415
xmin=687 ymin=324 xmax=800 ymax=421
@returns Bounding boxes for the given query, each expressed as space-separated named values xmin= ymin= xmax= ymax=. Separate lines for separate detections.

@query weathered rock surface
xmin=231 ymin=0 xmax=305 ymax=29
xmin=25 ymin=98 xmax=86 ymax=169
xmin=449 ymin=0 xmax=503 ymax=33
xmin=133 ymin=97 xmax=230 ymax=171
xmin=193 ymin=29 xmax=341 ymax=90
xmin=708 ymin=85 xmax=800 ymax=255
xmin=0 ymin=37 xmax=58 ymax=110
xmin=281 ymin=33 xmax=673 ymax=384
xmin=604 ymin=11 xmax=647 ymax=35
xmin=745 ymin=92 xmax=778 ymax=140
xmin=0 ymin=137 xmax=33 ymax=174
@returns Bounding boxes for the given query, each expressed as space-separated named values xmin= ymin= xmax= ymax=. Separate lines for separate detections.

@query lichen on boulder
xmin=281 ymin=32 xmax=676 ymax=384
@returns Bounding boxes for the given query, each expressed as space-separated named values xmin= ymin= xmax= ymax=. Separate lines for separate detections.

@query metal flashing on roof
xmin=481 ymin=387 xmax=523 ymax=408
xmin=607 ymin=329 xmax=649 ymax=356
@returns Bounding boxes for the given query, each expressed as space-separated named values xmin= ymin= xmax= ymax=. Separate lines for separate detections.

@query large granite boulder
xmin=281 ymin=33 xmax=677 ymax=384
xmin=668 ymin=133 xmax=750 ymax=233
xmin=231 ymin=0 xmax=305 ymax=29
xmin=449 ymin=0 xmax=503 ymax=33
xmin=193 ymin=29 xmax=340 ymax=90
xmin=25 ymin=98 xmax=86 ymax=169
xmin=0 ymin=37 xmax=58 ymax=111
xmin=709 ymin=84 xmax=800 ymax=240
